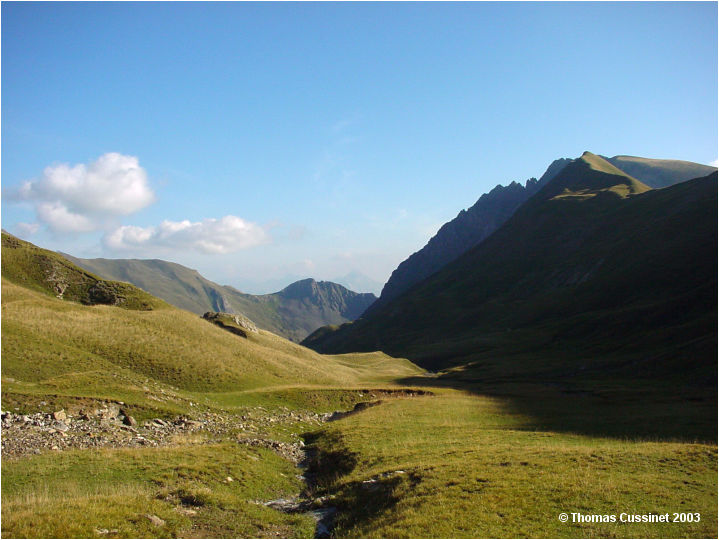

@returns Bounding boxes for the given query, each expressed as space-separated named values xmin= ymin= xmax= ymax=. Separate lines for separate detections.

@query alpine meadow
xmin=1 ymin=2 xmax=717 ymax=539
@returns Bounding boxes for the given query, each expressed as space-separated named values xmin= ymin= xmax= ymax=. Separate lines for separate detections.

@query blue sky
xmin=2 ymin=1 xmax=717 ymax=294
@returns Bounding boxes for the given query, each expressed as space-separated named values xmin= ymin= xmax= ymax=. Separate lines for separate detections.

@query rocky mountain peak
xmin=370 ymin=157 xmax=572 ymax=311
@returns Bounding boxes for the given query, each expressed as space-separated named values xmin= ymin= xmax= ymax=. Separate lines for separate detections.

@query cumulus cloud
xmin=104 ymin=215 xmax=270 ymax=254
xmin=36 ymin=202 xmax=96 ymax=233
xmin=10 ymin=153 xmax=155 ymax=232
xmin=710 ymin=158 xmax=719 ymax=167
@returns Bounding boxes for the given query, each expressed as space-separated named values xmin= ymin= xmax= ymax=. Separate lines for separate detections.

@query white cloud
xmin=710 ymin=158 xmax=718 ymax=167
xmin=12 ymin=153 xmax=155 ymax=232
xmin=105 ymin=215 xmax=270 ymax=254
xmin=36 ymin=202 xmax=96 ymax=232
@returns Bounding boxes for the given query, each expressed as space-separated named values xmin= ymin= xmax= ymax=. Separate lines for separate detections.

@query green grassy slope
xmin=2 ymin=443 xmax=317 ymax=538
xmin=1 ymin=278 xmax=421 ymax=414
xmin=2 ymin=235 xmax=422 ymax=415
xmin=303 ymin=156 xmax=717 ymax=385
xmin=540 ymin=151 xmax=651 ymax=199
xmin=607 ymin=155 xmax=717 ymax=189
xmin=2 ymin=232 xmax=164 ymax=311
xmin=306 ymin=390 xmax=716 ymax=538
xmin=64 ymin=255 xmax=376 ymax=342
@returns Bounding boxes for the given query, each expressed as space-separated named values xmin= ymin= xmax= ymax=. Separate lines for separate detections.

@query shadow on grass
xmin=302 ymin=430 xmax=424 ymax=536
xmin=396 ymin=367 xmax=718 ymax=443
xmin=327 ymin=472 xmax=422 ymax=536
xmin=303 ymin=431 xmax=359 ymax=490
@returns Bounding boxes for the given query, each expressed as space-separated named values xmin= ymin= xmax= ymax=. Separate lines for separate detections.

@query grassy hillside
xmin=2 ymin=232 xmax=163 ymax=311
xmin=64 ymin=255 xmax=376 ymax=342
xmin=539 ymin=151 xmax=651 ymax=199
xmin=1 ymin=277 xmax=420 ymax=415
xmin=2 ymin=233 xmax=421 ymax=412
xmin=2 ymin=442 xmax=317 ymax=538
xmin=303 ymin=156 xmax=717 ymax=387
xmin=607 ymin=155 xmax=717 ymax=189
xmin=59 ymin=255 xmax=237 ymax=314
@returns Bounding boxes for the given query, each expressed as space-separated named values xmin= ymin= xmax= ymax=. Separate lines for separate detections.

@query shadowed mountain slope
xmin=369 ymin=154 xmax=715 ymax=315
xmin=369 ymin=157 xmax=572 ymax=311
xmin=303 ymin=154 xmax=717 ymax=385
xmin=63 ymin=255 xmax=376 ymax=342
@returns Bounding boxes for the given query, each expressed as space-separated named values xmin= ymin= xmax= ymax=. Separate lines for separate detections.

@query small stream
xmin=260 ymin=391 xmax=432 ymax=538
xmin=263 ymin=442 xmax=337 ymax=537
xmin=261 ymin=400 xmax=385 ymax=537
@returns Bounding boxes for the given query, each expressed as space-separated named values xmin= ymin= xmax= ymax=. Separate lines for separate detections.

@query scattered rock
xmin=2 ymin=407 xmax=326 ymax=458
xmin=361 ymin=479 xmax=380 ymax=491
xmin=52 ymin=410 xmax=67 ymax=422
xmin=2 ymin=394 xmax=423 ymax=462
xmin=143 ymin=514 xmax=165 ymax=527
xmin=105 ymin=404 xmax=121 ymax=419
xmin=237 ymin=437 xmax=306 ymax=463
xmin=53 ymin=421 xmax=70 ymax=432
xmin=264 ymin=497 xmax=304 ymax=512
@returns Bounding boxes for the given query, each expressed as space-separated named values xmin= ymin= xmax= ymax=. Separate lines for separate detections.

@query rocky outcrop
xmin=202 ymin=311 xmax=259 ymax=337
xmin=87 ymin=281 xmax=127 ymax=306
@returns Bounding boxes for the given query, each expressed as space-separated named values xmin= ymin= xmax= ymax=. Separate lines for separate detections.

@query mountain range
xmin=62 ymin=255 xmax=376 ymax=342
xmin=303 ymin=152 xmax=717 ymax=385
xmin=2 ymin=152 xmax=716 ymax=539
xmin=369 ymin=154 xmax=716 ymax=313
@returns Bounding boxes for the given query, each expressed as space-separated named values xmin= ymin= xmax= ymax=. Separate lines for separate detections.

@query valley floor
xmin=2 ymin=384 xmax=716 ymax=539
